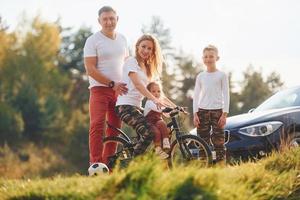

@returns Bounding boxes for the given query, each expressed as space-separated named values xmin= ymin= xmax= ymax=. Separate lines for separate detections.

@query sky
xmin=1 ymin=0 xmax=300 ymax=89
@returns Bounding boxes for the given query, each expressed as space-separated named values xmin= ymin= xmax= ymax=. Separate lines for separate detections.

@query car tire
xmin=288 ymin=131 xmax=300 ymax=148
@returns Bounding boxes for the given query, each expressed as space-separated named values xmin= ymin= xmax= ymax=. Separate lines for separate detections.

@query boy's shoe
xmin=162 ymin=138 xmax=171 ymax=150
xmin=155 ymin=146 xmax=169 ymax=160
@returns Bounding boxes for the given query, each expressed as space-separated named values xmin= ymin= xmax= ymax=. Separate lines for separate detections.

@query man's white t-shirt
xmin=144 ymin=100 xmax=161 ymax=116
xmin=83 ymin=31 xmax=128 ymax=89
xmin=193 ymin=70 xmax=230 ymax=114
xmin=116 ymin=57 xmax=149 ymax=107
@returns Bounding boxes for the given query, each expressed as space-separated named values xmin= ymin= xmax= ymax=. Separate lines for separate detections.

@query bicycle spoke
xmin=103 ymin=136 xmax=133 ymax=169
xmin=170 ymin=135 xmax=212 ymax=167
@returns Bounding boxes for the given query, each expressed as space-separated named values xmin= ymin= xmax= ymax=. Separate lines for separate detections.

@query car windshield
xmin=255 ymin=87 xmax=300 ymax=112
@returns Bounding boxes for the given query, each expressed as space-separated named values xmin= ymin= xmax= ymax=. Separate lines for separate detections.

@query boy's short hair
xmin=203 ymin=44 xmax=218 ymax=55
xmin=98 ymin=6 xmax=116 ymax=16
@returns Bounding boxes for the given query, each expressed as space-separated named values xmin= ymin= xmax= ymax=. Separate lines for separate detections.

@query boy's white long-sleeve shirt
xmin=193 ymin=70 xmax=230 ymax=114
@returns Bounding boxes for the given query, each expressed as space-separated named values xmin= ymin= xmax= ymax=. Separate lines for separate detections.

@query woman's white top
xmin=116 ymin=57 xmax=149 ymax=107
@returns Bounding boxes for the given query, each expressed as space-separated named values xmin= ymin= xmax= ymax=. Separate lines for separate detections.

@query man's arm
xmin=84 ymin=57 xmax=128 ymax=95
xmin=84 ymin=57 xmax=111 ymax=85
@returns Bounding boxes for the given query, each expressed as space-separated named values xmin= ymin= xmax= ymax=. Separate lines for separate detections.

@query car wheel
xmin=288 ymin=132 xmax=300 ymax=148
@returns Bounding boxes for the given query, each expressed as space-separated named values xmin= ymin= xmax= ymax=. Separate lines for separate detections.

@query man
xmin=83 ymin=6 xmax=128 ymax=171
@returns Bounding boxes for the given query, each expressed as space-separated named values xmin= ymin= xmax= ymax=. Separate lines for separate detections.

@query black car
xmin=190 ymin=86 xmax=300 ymax=160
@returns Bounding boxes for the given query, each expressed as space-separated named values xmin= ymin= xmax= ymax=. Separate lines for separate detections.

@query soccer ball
xmin=88 ymin=162 xmax=109 ymax=176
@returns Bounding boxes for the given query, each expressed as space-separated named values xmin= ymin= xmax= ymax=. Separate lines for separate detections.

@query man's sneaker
xmin=155 ymin=146 xmax=169 ymax=159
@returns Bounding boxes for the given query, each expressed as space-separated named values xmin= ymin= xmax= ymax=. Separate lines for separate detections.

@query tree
xmin=228 ymin=72 xmax=241 ymax=116
xmin=58 ymin=27 xmax=92 ymax=110
xmin=238 ymin=65 xmax=284 ymax=113
xmin=0 ymin=16 xmax=72 ymax=142
xmin=172 ymin=52 xmax=202 ymax=125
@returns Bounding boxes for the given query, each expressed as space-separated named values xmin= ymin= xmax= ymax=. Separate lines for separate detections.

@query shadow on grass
xmin=168 ymin=177 xmax=217 ymax=200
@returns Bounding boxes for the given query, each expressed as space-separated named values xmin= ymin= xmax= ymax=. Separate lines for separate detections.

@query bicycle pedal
xmin=119 ymin=158 xmax=132 ymax=168
xmin=107 ymin=155 xmax=118 ymax=169
xmin=211 ymin=150 xmax=217 ymax=161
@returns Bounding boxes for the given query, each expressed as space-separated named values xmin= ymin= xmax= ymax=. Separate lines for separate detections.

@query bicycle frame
xmin=166 ymin=108 xmax=196 ymax=160
xmin=105 ymin=106 xmax=213 ymax=168
xmin=106 ymin=123 xmax=132 ymax=144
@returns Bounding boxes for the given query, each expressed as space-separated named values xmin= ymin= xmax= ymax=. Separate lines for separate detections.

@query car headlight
xmin=238 ymin=121 xmax=283 ymax=137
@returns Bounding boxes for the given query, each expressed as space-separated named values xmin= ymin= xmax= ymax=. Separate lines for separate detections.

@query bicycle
xmin=103 ymin=106 xmax=213 ymax=169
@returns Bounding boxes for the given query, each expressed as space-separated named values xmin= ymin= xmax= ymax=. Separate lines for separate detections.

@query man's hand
xmin=113 ymin=82 xmax=128 ymax=95
xmin=193 ymin=113 xmax=200 ymax=128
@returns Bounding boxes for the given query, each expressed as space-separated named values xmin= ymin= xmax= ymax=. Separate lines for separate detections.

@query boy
xmin=193 ymin=45 xmax=230 ymax=163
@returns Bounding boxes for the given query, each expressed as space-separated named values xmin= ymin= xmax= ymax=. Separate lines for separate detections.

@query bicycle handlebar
xmin=162 ymin=106 xmax=189 ymax=114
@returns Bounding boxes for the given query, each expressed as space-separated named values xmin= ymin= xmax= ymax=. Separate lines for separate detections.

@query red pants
xmin=89 ymin=86 xmax=121 ymax=164
xmin=146 ymin=111 xmax=169 ymax=146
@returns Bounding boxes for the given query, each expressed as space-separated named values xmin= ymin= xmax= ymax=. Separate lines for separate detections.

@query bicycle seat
xmin=106 ymin=122 xmax=124 ymax=134
xmin=167 ymin=121 xmax=173 ymax=128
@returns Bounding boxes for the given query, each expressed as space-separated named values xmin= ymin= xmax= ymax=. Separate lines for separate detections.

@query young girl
xmin=144 ymin=82 xmax=176 ymax=159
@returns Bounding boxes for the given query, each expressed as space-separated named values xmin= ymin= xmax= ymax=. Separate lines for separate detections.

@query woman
xmin=115 ymin=34 xmax=166 ymax=156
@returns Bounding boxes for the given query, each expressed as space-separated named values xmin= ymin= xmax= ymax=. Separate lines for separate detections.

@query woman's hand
xmin=153 ymin=98 xmax=166 ymax=110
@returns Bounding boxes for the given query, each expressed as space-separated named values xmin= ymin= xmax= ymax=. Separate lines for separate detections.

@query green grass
xmin=1 ymin=148 xmax=300 ymax=200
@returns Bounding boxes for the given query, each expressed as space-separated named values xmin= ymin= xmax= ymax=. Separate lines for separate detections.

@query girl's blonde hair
xmin=135 ymin=34 xmax=163 ymax=80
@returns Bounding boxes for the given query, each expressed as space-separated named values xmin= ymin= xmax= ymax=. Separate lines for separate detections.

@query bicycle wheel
xmin=169 ymin=134 xmax=213 ymax=167
xmin=103 ymin=136 xmax=133 ymax=169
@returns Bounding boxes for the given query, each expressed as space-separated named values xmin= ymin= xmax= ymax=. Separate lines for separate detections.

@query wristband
xmin=108 ymin=81 xmax=115 ymax=88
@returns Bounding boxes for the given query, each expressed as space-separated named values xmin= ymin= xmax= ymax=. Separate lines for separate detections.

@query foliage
xmin=0 ymin=143 xmax=70 ymax=179
xmin=59 ymin=27 xmax=91 ymax=110
xmin=237 ymin=65 xmax=284 ymax=114
xmin=0 ymin=103 xmax=23 ymax=144
xmin=1 ymin=148 xmax=299 ymax=200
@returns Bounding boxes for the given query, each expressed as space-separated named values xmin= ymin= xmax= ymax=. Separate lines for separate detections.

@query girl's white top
xmin=144 ymin=99 xmax=162 ymax=116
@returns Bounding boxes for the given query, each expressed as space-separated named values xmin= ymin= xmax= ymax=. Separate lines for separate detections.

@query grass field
xmin=1 ymin=148 xmax=300 ymax=200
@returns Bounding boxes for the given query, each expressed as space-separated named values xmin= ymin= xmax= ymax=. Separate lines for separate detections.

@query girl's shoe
xmin=155 ymin=146 xmax=169 ymax=159
xmin=162 ymin=138 xmax=171 ymax=150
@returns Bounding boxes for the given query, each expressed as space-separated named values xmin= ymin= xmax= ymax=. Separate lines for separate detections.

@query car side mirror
xmin=248 ymin=108 xmax=255 ymax=113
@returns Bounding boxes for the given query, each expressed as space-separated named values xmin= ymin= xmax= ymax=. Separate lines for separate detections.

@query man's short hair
xmin=98 ymin=6 xmax=116 ymax=16
xmin=203 ymin=44 xmax=218 ymax=55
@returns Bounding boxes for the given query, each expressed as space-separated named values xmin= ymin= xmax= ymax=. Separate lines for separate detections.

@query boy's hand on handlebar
xmin=193 ymin=113 xmax=200 ymax=128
